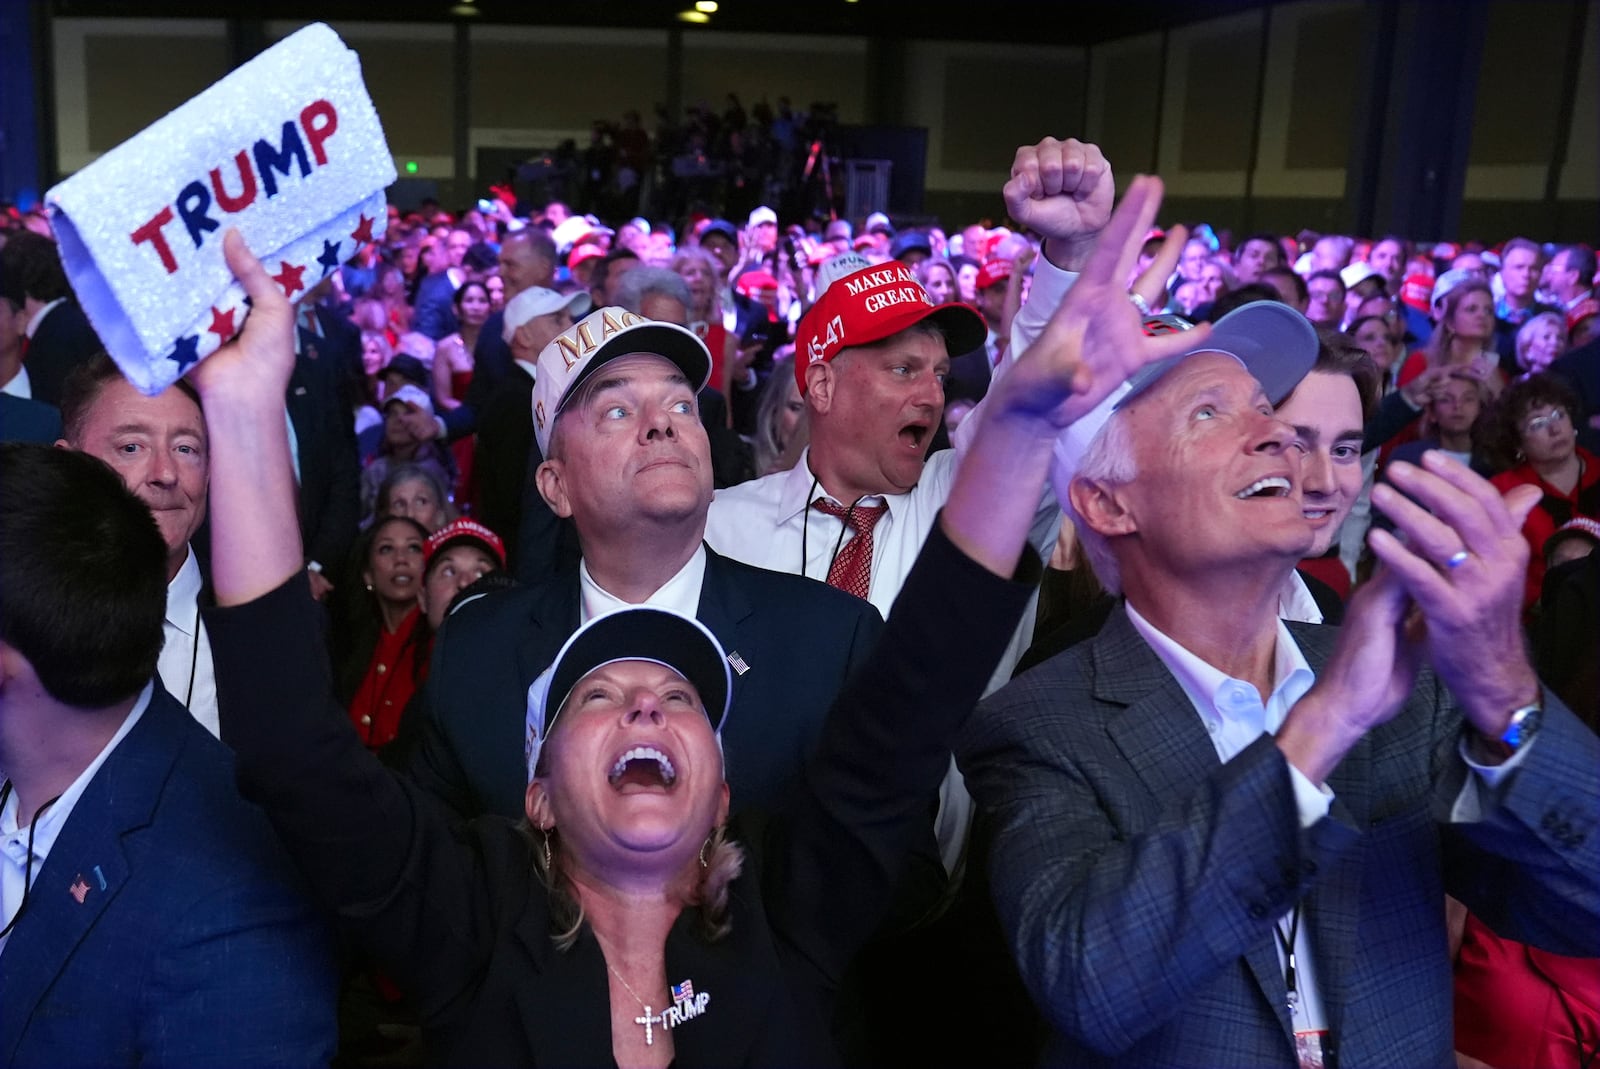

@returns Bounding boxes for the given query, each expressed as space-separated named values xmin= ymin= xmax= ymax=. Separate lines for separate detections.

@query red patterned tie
xmin=811 ymin=498 xmax=886 ymax=601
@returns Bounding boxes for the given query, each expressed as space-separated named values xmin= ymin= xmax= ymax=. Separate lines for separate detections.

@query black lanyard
xmin=1274 ymin=903 xmax=1303 ymax=1016
xmin=798 ymin=474 xmax=862 ymax=583
xmin=0 ymin=780 xmax=65 ymax=938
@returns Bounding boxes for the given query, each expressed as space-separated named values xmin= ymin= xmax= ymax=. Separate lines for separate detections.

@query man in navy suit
xmin=956 ymin=282 xmax=1600 ymax=1066
xmin=405 ymin=305 xmax=884 ymax=822
xmin=410 ymin=230 xmax=465 ymax=342
xmin=0 ymin=231 xmax=101 ymax=407
xmin=0 ymin=443 xmax=336 ymax=1066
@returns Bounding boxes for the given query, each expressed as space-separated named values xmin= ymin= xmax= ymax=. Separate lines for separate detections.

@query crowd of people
xmin=509 ymin=95 xmax=847 ymax=235
xmin=1 ymin=128 xmax=1598 ymax=1069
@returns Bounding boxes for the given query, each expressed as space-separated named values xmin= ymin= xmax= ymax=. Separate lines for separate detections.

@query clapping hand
xmin=1368 ymin=451 xmax=1543 ymax=738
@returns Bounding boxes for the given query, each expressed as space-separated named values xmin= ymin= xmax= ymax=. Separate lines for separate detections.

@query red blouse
xmin=348 ymin=606 xmax=429 ymax=750
xmin=1490 ymin=447 xmax=1600 ymax=613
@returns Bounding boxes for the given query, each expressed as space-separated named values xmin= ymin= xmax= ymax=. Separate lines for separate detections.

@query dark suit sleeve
xmin=514 ymin=440 xmax=581 ymax=584
xmin=956 ymin=674 xmax=1358 ymax=1054
xmin=398 ymin=612 xmax=485 ymax=822
xmin=766 ymin=518 xmax=1038 ymax=979
xmin=411 ymin=275 xmax=458 ymax=341
xmin=1440 ymin=688 xmax=1600 ymax=957
xmin=140 ymin=865 xmax=338 ymax=1066
xmin=207 ymin=572 xmax=501 ymax=1008
xmin=1362 ymin=388 xmax=1422 ymax=453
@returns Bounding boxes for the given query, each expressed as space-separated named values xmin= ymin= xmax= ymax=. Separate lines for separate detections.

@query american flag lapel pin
xmin=727 ymin=651 xmax=749 ymax=676
xmin=69 ymin=874 xmax=90 ymax=904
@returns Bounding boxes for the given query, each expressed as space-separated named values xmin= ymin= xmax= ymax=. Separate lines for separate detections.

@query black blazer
xmin=406 ymin=545 xmax=886 ymax=822
xmin=23 ymin=299 xmax=101 ymax=407
xmin=289 ymin=331 xmax=362 ymax=578
xmin=210 ymin=524 xmax=1035 ymax=1067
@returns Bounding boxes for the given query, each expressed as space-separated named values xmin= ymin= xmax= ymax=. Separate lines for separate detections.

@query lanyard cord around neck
xmin=181 ymin=605 xmax=200 ymax=711
xmin=0 ymin=780 xmax=65 ymax=938
xmin=1274 ymin=902 xmax=1303 ymax=1016
xmin=798 ymin=474 xmax=857 ymax=584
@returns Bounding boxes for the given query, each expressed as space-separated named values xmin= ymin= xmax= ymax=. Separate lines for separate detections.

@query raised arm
xmin=191 ymin=230 xmax=500 ymax=1009
xmin=780 ymin=176 xmax=1215 ymax=971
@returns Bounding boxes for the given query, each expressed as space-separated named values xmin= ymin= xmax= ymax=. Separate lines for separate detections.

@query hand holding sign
xmin=45 ymin=23 xmax=395 ymax=395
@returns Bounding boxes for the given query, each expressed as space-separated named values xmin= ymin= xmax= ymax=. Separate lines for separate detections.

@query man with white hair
xmin=957 ymin=279 xmax=1600 ymax=1067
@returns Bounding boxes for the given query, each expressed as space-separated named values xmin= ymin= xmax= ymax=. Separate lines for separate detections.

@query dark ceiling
xmin=49 ymin=0 xmax=1278 ymax=48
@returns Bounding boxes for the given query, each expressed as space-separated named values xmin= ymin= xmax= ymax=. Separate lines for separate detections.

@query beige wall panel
xmin=905 ymin=40 xmax=1084 ymax=192
xmin=1558 ymin=0 xmax=1599 ymax=200
xmin=1158 ymin=11 xmax=1263 ymax=197
xmin=1085 ymin=32 xmax=1162 ymax=178
xmin=1253 ymin=0 xmax=1356 ymax=199
xmin=267 ymin=21 xmax=453 ymax=174
xmin=471 ymin=25 xmax=669 ymax=133
xmin=53 ymin=18 xmax=228 ymax=174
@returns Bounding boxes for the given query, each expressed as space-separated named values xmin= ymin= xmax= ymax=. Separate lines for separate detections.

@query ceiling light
xmin=695 ymin=1 xmax=718 ymax=11
xmin=676 ymin=10 xmax=711 ymax=22
xmin=449 ymin=0 xmax=479 ymax=14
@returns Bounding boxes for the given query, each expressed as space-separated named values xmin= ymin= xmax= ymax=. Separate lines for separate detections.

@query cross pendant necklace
xmin=609 ymin=963 xmax=664 ymax=1047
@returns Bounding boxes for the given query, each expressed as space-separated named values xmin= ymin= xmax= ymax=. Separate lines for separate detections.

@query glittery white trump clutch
xmin=45 ymin=22 xmax=395 ymax=394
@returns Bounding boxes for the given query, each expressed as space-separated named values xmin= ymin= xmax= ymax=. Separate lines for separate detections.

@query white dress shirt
xmin=705 ymin=255 xmax=1076 ymax=632
xmin=0 ymin=684 xmax=151 ymax=956
xmin=1 ymin=365 xmax=31 ymax=399
xmin=159 ymin=546 xmax=219 ymax=737
xmin=23 ymin=297 xmax=66 ymax=340
xmin=707 ymin=263 xmax=1076 ymax=871
xmin=579 ymin=545 xmax=706 ymax=623
xmin=1125 ymin=601 xmax=1331 ymax=1036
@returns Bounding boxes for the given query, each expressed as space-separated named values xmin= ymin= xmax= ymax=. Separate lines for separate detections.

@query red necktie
xmin=811 ymin=498 xmax=886 ymax=601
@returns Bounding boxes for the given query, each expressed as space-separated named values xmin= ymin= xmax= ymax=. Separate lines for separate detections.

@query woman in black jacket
xmin=191 ymin=175 xmax=1195 ymax=1067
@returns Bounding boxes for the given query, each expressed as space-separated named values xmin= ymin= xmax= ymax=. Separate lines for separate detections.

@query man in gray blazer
xmin=956 ymin=295 xmax=1600 ymax=1067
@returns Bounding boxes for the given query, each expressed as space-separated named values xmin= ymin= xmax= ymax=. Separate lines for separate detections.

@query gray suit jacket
xmin=956 ymin=604 xmax=1600 ymax=1069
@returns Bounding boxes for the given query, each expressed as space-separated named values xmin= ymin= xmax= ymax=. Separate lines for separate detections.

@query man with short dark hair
xmin=0 ymin=231 xmax=101 ymax=406
xmin=0 ymin=443 xmax=336 ymax=1066
xmin=410 ymin=232 xmax=462 ymax=341
xmin=1304 ymin=269 xmax=1346 ymax=330
xmin=1548 ymin=243 xmax=1596 ymax=313
xmin=1261 ymin=266 xmax=1308 ymax=313
xmin=1232 ymin=233 xmax=1284 ymax=286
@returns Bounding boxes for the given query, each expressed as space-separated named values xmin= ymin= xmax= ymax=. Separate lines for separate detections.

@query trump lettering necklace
xmin=606 ymin=962 xmax=713 ymax=1046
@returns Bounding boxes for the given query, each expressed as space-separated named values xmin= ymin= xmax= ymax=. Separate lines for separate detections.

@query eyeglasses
xmin=1522 ymin=408 xmax=1570 ymax=436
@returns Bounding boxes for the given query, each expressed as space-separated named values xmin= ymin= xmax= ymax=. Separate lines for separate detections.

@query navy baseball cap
xmin=1115 ymin=301 xmax=1318 ymax=411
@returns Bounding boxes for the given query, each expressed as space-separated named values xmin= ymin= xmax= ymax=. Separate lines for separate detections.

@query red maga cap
xmin=795 ymin=256 xmax=985 ymax=394
xmin=976 ymin=258 xmax=1013 ymax=290
xmin=1399 ymin=273 xmax=1434 ymax=313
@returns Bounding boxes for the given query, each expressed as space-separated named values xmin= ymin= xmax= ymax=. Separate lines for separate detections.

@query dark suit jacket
xmin=473 ymin=364 xmax=542 ymax=572
xmin=210 ymin=524 xmax=1032 ymax=1067
xmin=21 ymin=300 xmax=101 ymax=407
xmin=412 ymin=270 xmax=460 ymax=341
xmin=956 ymin=605 xmax=1600 ymax=1068
xmin=407 ymin=545 xmax=886 ymax=822
xmin=438 ymin=312 xmax=513 ymax=442
xmin=0 ymin=685 xmax=337 ymax=1067
xmin=290 ymin=327 xmax=362 ymax=578
xmin=0 ymin=394 xmax=63 ymax=444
